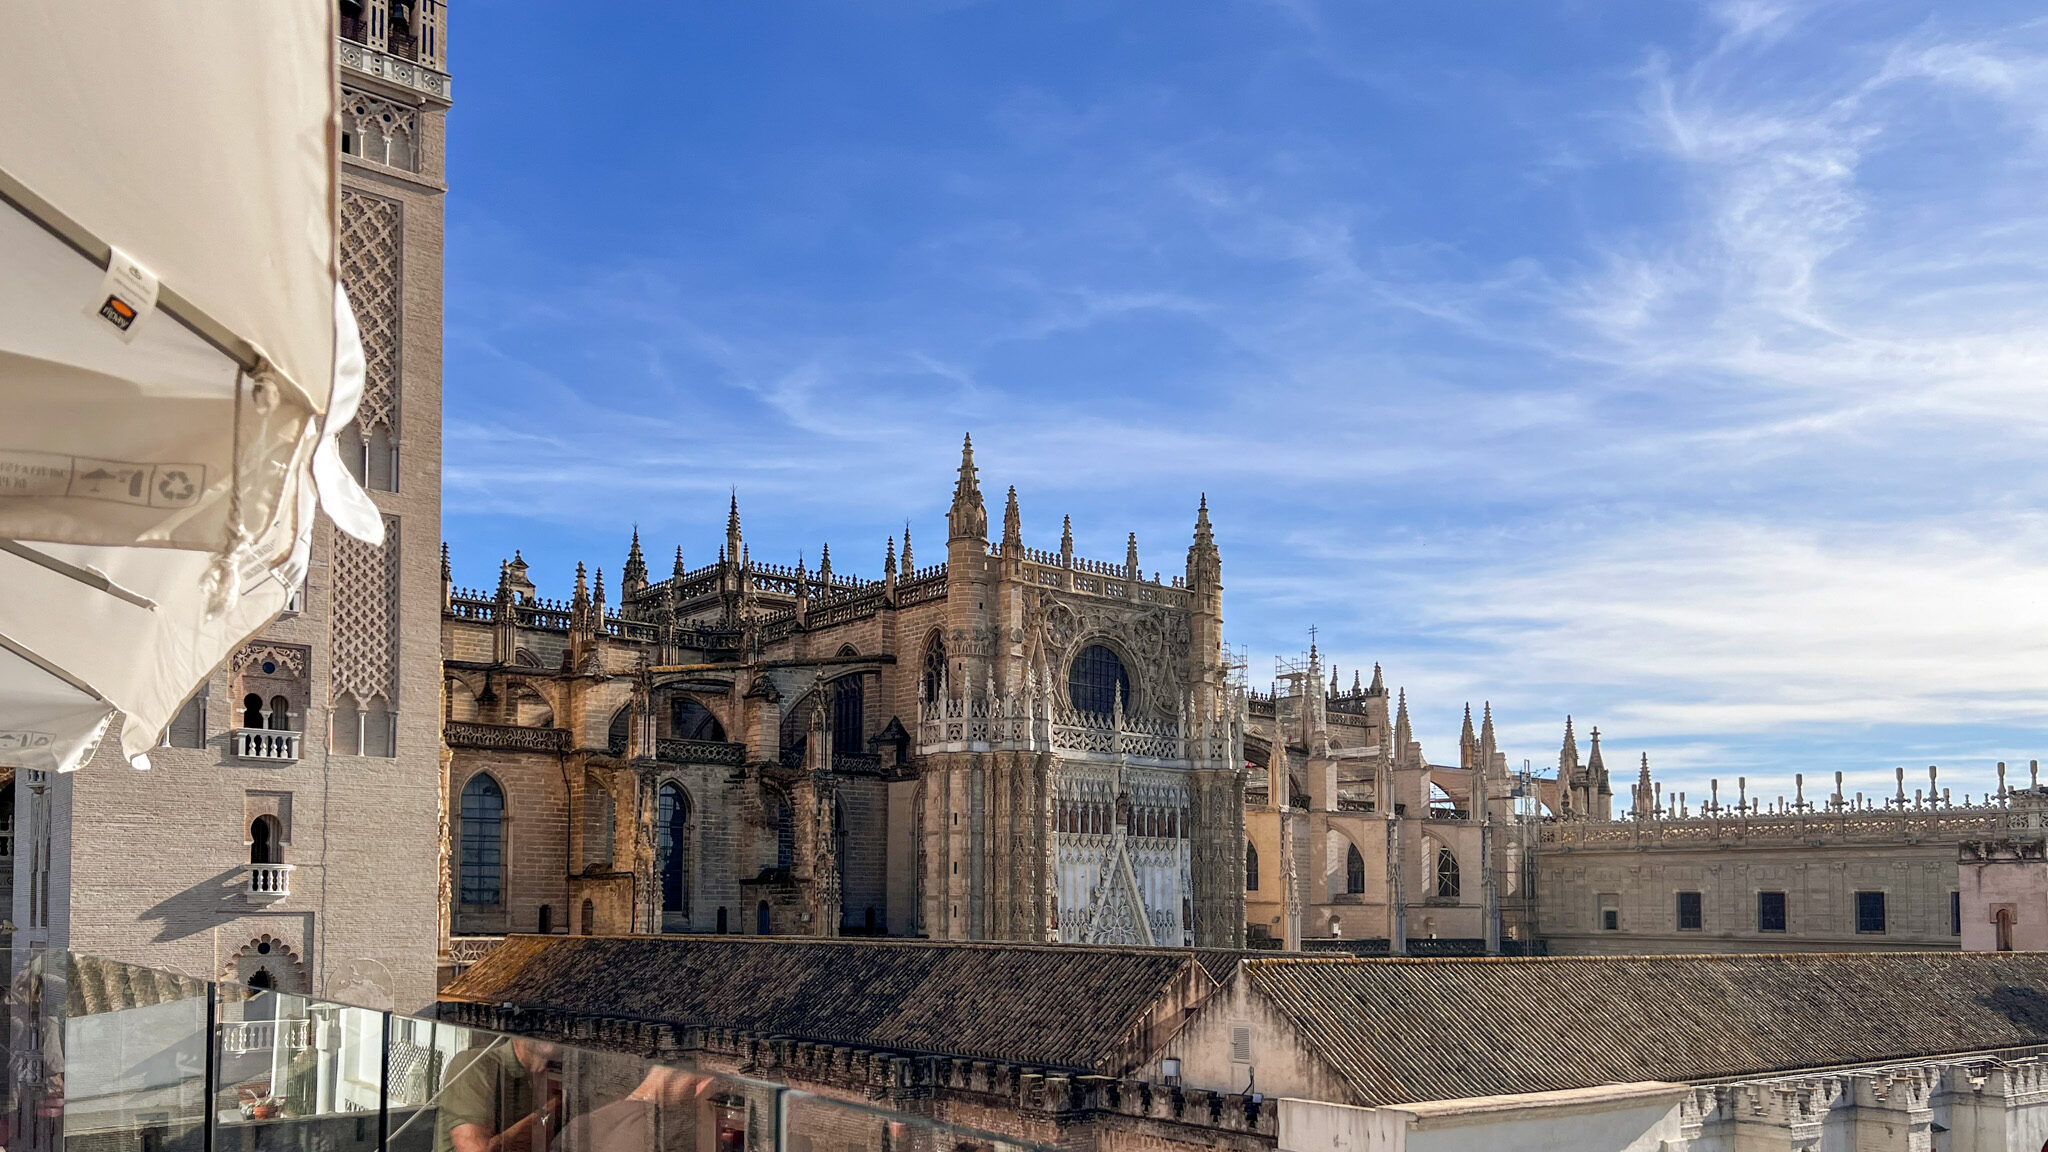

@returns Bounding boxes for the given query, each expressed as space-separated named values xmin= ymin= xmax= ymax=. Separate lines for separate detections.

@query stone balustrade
xmin=232 ymin=728 xmax=302 ymax=763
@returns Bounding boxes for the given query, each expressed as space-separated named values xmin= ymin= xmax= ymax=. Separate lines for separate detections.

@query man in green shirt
xmin=435 ymin=1038 xmax=563 ymax=1152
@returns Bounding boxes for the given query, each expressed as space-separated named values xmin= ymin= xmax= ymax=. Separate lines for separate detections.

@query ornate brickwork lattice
xmin=331 ymin=515 xmax=401 ymax=704
xmin=339 ymin=188 xmax=402 ymax=432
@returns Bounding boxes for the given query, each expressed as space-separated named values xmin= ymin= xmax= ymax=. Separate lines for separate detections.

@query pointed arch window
xmin=1435 ymin=847 xmax=1460 ymax=900
xmin=832 ymin=676 xmax=864 ymax=753
xmin=1345 ymin=843 xmax=1366 ymax=895
xmin=658 ymin=782 xmax=691 ymax=920
xmin=1245 ymin=841 xmax=1259 ymax=892
xmin=1069 ymin=644 xmax=1130 ymax=717
xmin=459 ymin=774 xmax=505 ymax=907
xmin=921 ymin=633 xmax=947 ymax=704
xmin=670 ymin=696 xmax=726 ymax=742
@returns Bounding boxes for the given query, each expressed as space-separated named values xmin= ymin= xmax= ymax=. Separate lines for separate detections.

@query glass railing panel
xmin=781 ymin=1086 xmax=1043 ymax=1152
xmin=211 ymin=988 xmax=388 ymax=1152
xmin=12 ymin=955 xmax=1061 ymax=1152
xmin=50 ymin=953 xmax=211 ymax=1152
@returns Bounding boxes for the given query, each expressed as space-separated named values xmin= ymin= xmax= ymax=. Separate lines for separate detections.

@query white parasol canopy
xmin=0 ymin=2 xmax=383 ymax=772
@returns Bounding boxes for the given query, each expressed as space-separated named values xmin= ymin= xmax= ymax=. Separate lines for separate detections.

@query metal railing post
xmin=202 ymin=983 xmax=219 ymax=1152
xmin=378 ymin=1011 xmax=391 ymax=1152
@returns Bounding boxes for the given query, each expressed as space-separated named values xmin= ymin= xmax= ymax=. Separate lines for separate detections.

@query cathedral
xmin=438 ymin=437 xmax=2037 ymax=965
xmin=440 ymin=437 xmax=1248 ymax=954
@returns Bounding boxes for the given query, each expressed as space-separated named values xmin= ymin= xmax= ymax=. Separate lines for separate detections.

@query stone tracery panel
xmin=332 ymin=515 xmax=401 ymax=705
xmin=339 ymin=188 xmax=402 ymax=433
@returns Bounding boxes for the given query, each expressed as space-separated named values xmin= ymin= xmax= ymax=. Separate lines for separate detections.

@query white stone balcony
xmin=232 ymin=728 xmax=301 ymax=762
xmin=244 ymin=862 xmax=293 ymax=903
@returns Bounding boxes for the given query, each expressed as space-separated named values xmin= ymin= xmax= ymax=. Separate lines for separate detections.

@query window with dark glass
xmin=1435 ymin=848 xmax=1460 ymax=899
xmin=921 ymin=633 xmax=947 ymax=703
xmin=1246 ymin=842 xmax=1259 ymax=891
xmin=832 ymin=676 xmax=864 ymax=752
xmin=1345 ymin=844 xmax=1366 ymax=894
xmin=1602 ymin=907 xmax=1619 ymax=931
xmin=1856 ymin=890 xmax=1886 ymax=933
xmin=658 ymin=782 xmax=690 ymax=917
xmin=1676 ymin=890 xmax=1703 ymax=930
xmin=1757 ymin=890 xmax=1787 ymax=932
xmin=1069 ymin=644 xmax=1131 ymax=716
xmin=1951 ymin=890 xmax=1962 ymax=936
xmin=459 ymin=774 xmax=505 ymax=907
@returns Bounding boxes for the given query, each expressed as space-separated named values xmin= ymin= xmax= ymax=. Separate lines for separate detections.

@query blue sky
xmin=441 ymin=0 xmax=2048 ymax=805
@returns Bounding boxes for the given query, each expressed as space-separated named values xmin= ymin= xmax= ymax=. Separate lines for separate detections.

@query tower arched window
xmin=1246 ymin=841 xmax=1259 ymax=892
xmin=1345 ymin=843 xmax=1366 ymax=895
xmin=243 ymin=693 xmax=265 ymax=730
xmin=658 ymin=782 xmax=691 ymax=921
xmin=1069 ymin=644 xmax=1131 ymax=717
xmin=249 ymin=816 xmax=283 ymax=865
xmin=1436 ymin=848 xmax=1461 ymax=900
xmin=268 ymin=696 xmax=292 ymax=732
xmin=921 ymin=633 xmax=947 ymax=704
xmin=458 ymin=774 xmax=505 ymax=907
xmin=832 ymin=676 xmax=864 ymax=753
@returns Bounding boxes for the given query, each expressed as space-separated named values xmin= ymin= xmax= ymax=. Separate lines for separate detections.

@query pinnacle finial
xmin=948 ymin=434 xmax=988 ymax=540
xmin=1126 ymin=531 xmax=1140 ymax=572
xmin=674 ymin=546 xmax=686 ymax=577
xmin=901 ymin=522 xmax=914 ymax=572
xmin=885 ymin=535 xmax=897 ymax=576
xmin=440 ymin=541 xmax=451 ymax=579
xmin=1061 ymin=514 xmax=1074 ymax=552
xmin=1003 ymin=486 xmax=1022 ymax=549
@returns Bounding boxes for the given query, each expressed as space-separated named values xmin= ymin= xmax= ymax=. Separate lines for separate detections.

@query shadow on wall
xmin=138 ymin=869 xmax=281 ymax=943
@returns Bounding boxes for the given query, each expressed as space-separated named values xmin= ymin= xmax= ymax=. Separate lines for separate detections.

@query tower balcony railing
xmin=244 ymin=862 xmax=293 ymax=903
xmin=232 ymin=728 xmax=301 ymax=762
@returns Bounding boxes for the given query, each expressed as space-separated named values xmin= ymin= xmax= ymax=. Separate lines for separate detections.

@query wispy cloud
xmin=443 ymin=1 xmax=2048 ymax=797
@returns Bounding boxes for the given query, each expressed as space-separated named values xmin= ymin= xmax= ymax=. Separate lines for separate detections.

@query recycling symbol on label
xmin=157 ymin=470 xmax=196 ymax=503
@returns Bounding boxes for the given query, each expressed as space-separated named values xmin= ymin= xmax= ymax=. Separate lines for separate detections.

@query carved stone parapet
xmin=445 ymin=721 xmax=570 ymax=752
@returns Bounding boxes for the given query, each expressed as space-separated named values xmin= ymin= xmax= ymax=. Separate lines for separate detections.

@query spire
xmin=1559 ymin=715 xmax=1580 ymax=777
xmin=884 ymin=536 xmax=897 ymax=577
xmin=623 ymin=527 xmax=648 ymax=594
xmin=1125 ymin=531 xmax=1140 ymax=575
xmin=947 ymin=434 xmax=988 ymax=540
xmin=1460 ymin=703 xmax=1476 ymax=744
xmin=1003 ymin=486 xmax=1022 ymax=552
xmin=1479 ymin=702 xmax=1497 ymax=761
xmin=495 ymin=557 xmax=513 ymax=601
xmin=726 ymin=489 xmax=743 ymax=564
xmin=1459 ymin=703 xmax=1477 ymax=769
xmin=1186 ymin=494 xmax=1221 ymax=592
xmin=1330 ymin=666 xmax=1341 ymax=697
xmin=673 ymin=546 xmax=686 ymax=580
xmin=1060 ymin=515 xmax=1074 ymax=562
xmin=819 ymin=542 xmax=833 ymax=584
xmin=573 ymin=561 xmax=589 ymax=609
xmin=1368 ymin=662 xmax=1383 ymax=695
xmin=593 ymin=566 xmax=606 ymax=607
xmin=901 ymin=523 xmax=913 ymax=574
xmin=1352 ymin=670 xmax=1363 ymax=695
xmin=1637 ymin=753 xmax=1654 ymax=819
xmin=1587 ymin=725 xmax=1608 ymax=787
xmin=1393 ymin=688 xmax=1412 ymax=757
xmin=440 ymin=541 xmax=451 ymax=581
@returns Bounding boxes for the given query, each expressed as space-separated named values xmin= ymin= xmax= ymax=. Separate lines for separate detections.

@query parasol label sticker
xmin=0 ymin=451 xmax=204 ymax=507
xmin=88 ymin=246 xmax=160 ymax=342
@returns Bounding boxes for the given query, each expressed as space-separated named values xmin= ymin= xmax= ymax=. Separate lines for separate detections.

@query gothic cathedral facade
xmin=440 ymin=438 xmax=1248 ymax=956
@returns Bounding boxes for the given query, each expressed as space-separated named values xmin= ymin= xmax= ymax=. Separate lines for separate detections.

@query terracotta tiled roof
xmin=443 ymin=935 xmax=1242 ymax=1073
xmin=1242 ymin=952 xmax=2048 ymax=1106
